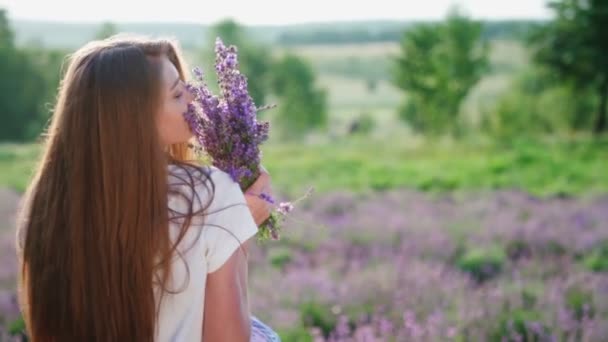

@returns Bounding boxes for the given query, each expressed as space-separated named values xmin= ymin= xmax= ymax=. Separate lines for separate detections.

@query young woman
xmin=15 ymin=34 xmax=280 ymax=341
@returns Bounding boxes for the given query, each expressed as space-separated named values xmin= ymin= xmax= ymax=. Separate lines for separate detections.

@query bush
xmin=299 ymin=301 xmax=336 ymax=338
xmin=583 ymin=252 xmax=608 ymax=272
xmin=277 ymin=327 xmax=313 ymax=342
xmin=582 ymin=241 xmax=608 ymax=272
xmin=482 ymin=67 xmax=597 ymax=138
xmin=506 ymin=239 xmax=532 ymax=261
xmin=8 ymin=315 xmax=27 ymax=338
xmin=348 ymin=112 xmax=376 ymax=136
xmin=456 ymin=246 xmax=506 ymax=282
xmin=520 ymin=284 xmax=542 ymax=310
xmin=268 ymin=248 xmax=293 ymax=270
xmin=490 ymin=309 xmax=546 ymax=342
xmin=565 ymin=286 xmax=595 ymax=321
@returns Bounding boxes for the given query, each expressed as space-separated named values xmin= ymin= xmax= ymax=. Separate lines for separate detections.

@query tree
xmin=393 ymin=8 xmax=488 ymax=134
xmin=94 ymin=22 xmax=118 ymax=40
xmin=482 ymin=66 xmax=597 ymax=138
xmin=210 ymin=19 xmax=242 ymax=47
xmin=271 ymin=54 xmax=327 ymax=139
xmin=529 ymin=0 xmax=608 ymax=133
xmin=0 ymin=10 xmax=48 ymax=141
xmin=206 ymin=19 xmax=271 ymax=106
xmin=0 ymin=9 xmax=14 ymax=47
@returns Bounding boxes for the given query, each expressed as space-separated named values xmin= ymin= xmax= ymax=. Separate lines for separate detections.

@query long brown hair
xmin=15 ymin=34 xmax=215 ymax=341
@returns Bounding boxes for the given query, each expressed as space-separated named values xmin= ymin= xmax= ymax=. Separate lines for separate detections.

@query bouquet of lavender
xmin=183 ymin=37 xmax=296 ymax=241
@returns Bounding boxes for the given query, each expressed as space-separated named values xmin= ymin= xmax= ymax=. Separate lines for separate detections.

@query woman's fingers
xmin=247 ymin=169 xmax=272 ymax=196
xmin=245 ymin=193 xmax=272 ymax=226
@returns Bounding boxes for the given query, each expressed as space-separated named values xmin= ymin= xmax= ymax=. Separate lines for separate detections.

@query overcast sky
xmin=1 ymin=0 xmax=552 ymax=25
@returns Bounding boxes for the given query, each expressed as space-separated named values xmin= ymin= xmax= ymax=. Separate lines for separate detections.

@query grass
xmin=0 ymin=143 xmax=42 ymax=193
xmin=3 ymin=41 xmax=604 ymax=198
xmin=262 ymin=136 xmax=608 ymax=197
xmin=3 ymin=137 xmax=606 ymax=197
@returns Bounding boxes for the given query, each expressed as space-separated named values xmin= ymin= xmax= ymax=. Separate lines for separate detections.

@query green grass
xmin=1 ymin=137 xmax=606 ymax=196
xmin=1 ymin=35 xmax=605 ymax=198
xmin=2 ymin=137 xmax=606 ymax=196
xmin=267 ymin=136 xmax=608 ymax=197
xmin=0 ymin=143 xmax=42 ymax=193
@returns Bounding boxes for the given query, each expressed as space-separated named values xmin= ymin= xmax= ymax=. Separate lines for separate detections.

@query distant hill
xmin=9 ymin=19 xmax=543 ymax=50
xmin=11 ymin=20 xmax=211 ymax=49
xmin=10 ymin=19 xmax=414 ymax=50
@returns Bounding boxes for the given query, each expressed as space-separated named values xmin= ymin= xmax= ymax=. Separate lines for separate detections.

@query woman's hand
xmin=244 ymin=168 xmax=273 ymax=226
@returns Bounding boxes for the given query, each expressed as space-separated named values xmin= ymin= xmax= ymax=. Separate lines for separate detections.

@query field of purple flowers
xmin=1 ymin=187 xmax=607 ymax=341
xmin=246 ymin=189 xmax=608 ymax=341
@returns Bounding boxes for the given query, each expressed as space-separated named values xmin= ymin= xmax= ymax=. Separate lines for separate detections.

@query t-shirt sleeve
xmin=203 ymin=169 xmax=259 ymax=274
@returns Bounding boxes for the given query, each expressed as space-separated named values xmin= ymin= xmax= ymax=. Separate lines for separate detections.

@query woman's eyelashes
xmin=173 ymin=81 xmax=185 ymax=99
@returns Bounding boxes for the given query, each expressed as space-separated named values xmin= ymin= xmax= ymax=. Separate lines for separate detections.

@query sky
xmin=0 ymin=0 xmax=552 ymax=25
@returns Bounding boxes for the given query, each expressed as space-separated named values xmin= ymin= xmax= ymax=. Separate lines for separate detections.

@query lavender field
xmin=242 ymin=189 xmax=608 ymax=341
xmin=2 ymin=190 xmax=608 ymax=341
xmin=1 ymin=139 xmax=608 ymax=341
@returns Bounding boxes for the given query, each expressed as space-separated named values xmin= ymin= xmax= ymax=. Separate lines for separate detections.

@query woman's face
xmin=156 ymin=55 xmax=195 ymax=147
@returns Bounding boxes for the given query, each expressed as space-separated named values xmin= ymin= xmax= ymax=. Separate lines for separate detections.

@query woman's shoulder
xmin=168 ymin=163 xmax=235 ymax=187
xmin=166 ymin=163 xmax=253 ymax=244
xmin=167 ymin=163 xmax=242 ymax=205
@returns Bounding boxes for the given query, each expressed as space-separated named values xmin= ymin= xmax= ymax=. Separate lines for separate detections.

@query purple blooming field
xmin=1 ymin=180 xmax=608 ymax=340
xmin=244 ymin=189 xmax=608 ymax=341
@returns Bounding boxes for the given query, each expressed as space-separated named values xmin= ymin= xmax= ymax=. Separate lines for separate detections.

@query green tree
xmin=393 ymin=8 xmax=488 ymax=134
xmin=0 ymin=10 xmax=48 ymax=141
xmin=483 ymin=66 xmax=596 ymax=138
xmin=529 ymin=0 xmax=608 ymax=133
xmin=210 ymin=19 xmax=242 ymax=47
xmin=94 ymin=22 xmax=118 ymax=40
xmin=206 ymin=19 xmax=271 ymax=106
xmin=271 ymin=54 xmax=327 ymax=139
xmin=0 ymin=9 xmax=14 ymax=46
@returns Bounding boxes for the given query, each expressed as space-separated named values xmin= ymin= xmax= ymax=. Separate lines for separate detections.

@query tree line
xmin=1 ymin=0 xmax=606 ymax=142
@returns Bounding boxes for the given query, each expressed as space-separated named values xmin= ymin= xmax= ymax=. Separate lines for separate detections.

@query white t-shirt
xmin=154 ymin=165 xmax=259 ymax=342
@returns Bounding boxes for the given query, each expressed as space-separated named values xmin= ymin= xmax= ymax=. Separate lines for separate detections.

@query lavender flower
xmin=183 ymin=37 xmax=298 ymax=241
xmin=278 ymin=202 xmax=294 ymax=215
